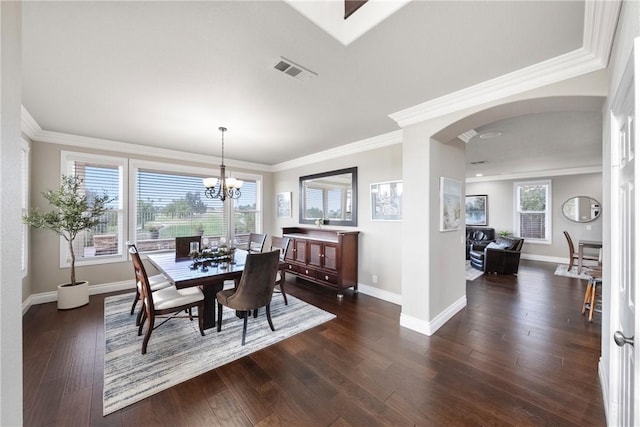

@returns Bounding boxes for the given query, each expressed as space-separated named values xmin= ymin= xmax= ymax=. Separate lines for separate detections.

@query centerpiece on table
xmin=189 ymin=245 xmax=236 ymax=271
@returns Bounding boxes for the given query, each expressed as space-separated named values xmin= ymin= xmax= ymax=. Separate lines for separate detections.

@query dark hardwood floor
xmin=23 ymin=259 xmax=605 ymax=426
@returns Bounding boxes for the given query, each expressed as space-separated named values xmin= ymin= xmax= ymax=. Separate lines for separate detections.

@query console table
xmin=282 ymin=227 xmax=359 ymax=299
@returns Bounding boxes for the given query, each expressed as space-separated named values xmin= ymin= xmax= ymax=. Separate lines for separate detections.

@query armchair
xmin=469 ymin=236 xmax=524 ymax=274
xmin=466 ymin=227 xmax=495 ymax=259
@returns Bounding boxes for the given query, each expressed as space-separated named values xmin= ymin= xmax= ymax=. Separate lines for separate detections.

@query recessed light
xmin=475 ymin=173 xmax=483 ymax=177
xmin=478 ymin=131 xmax=502 ymax=139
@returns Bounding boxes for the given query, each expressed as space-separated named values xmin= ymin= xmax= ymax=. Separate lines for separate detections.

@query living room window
xmin=514 ymin=180 xmax=551 ymax=244
xmin=61 ymin=151 xmax=127 ymax=266
xmin=130 ymin=159 xmax=262 ymax=252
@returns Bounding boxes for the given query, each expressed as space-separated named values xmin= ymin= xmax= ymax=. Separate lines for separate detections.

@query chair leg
xmin=241 ymin=313 xmax=248 ymax=346
xmin=138 ymin=310 xmax=147 ymax=336
xmin=589 ymin=281 xmax=598 ymax=322
xmin=130 ymin=289 xmax=140 ymax=315
xmin=253 ymin=309 xmax=258 ymax=318
xmin=198 ymin=303 xmax=205 ymax=336
xmin=280 ymin=282 xmax=288 ymax=305
xmin=141 ymin=316 xmax=154 ymax=355
xmin=582 ymin=282 xmax=592 ymax=315
xmin=266 ymin=304 xmax=275 ymax=332
xmin=217 ymin=302 xmax=223 ymax=332
xmin=135 ymin=301 xmax=145 ymax=326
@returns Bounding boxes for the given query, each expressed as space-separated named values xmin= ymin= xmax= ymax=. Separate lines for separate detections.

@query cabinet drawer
xmin=300 ymin=266 xmax=316 ymax=279
xmin=318 ymin=272 xmax=338 ymax=285
xmin=286 ymin=263 xmax=297 ymax=273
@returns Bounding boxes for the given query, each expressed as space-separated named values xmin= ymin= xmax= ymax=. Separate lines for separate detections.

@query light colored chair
xmin=216 ymin=250 xmax=280 ymax=345
xmin=130 ymin=246 xmax=205 ymax=354
xmin=247 ymin=233 xmax=267 ymax=252
xmin=126 ymin=242 xmax=172 ymax=324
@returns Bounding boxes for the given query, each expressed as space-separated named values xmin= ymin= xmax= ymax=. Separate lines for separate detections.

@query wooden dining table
xmin=147 ymin=249 xmax=285 ymax=330
xmin=578 ymin=239 xmax=603 ymax=274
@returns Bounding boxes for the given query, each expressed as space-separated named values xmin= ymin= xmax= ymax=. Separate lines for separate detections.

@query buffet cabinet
xmin=282 ymin=227 xmax=359 ymax=298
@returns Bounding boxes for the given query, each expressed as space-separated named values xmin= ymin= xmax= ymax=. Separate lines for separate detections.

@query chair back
xmin=270 ymin=236 xmax=291 ymax=261
xmin=129 ymin=246 xmax=154 ymax=312
xmin=248 ymin=233 xmax=267 ymax=252
xmin=175 ymin=236 xmax=202 ymax=259
xmin=227 ymin=250 xmax=280 ymax=311
xmin=563 ymin=231 xmax=575 ymax=255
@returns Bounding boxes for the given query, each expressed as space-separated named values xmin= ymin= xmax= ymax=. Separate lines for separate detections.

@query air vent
xmin=273 ymin=57 xmax=317 ymax=81
xmin=458 ymin=129 xmax=477 ymax=143
xmin=470 ymin=160 xmax=488 ymax=165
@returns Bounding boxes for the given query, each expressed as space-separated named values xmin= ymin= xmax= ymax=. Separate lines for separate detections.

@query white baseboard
xmin=399 ymin=295 xmax=467 ymax=336
xmin=357 ymin=283 xmax=401 ymax=305
xmin=520 ymin=253 xmax=567 ymax=264
xmin=22 ymin=280 xmax=135 ymax=315
xmin=599 ymin=356 xmax=610 ymax=425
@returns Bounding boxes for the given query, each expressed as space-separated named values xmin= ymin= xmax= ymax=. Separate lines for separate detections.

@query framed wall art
xmin=276 ymin=192 xmax=292 ymax=218
xmin=370 ymin=180 xmax=402 ymax=221
xmin=465 ymin=194 xmax=488 ymax=226
xmin=440 ymin=177 xmax=462 ymax=232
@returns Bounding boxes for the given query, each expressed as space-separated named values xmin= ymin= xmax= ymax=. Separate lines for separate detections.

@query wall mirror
xmin=561 ymin=196 xmax=601 ymax=223
xmin=299 ymin=167 xmax=357 ymax=227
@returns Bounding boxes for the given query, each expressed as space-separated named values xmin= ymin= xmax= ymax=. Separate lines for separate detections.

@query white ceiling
xmin=22 ymin=1 xmax=599 ymax=174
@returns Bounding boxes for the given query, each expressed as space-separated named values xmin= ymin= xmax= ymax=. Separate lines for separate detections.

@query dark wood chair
xmin=270 ymin=236 xmax=291 ymax=305
xmin=129 ymin=246 xmax=205 ymax=354
xmin=126 ymin=242 xmax=172 ymax=325
xmin=246 ymin=233 xmax=267 ymax=252
xmin=563 ymin=231 xmax=599 ymax=271
xmin=216 ymin=250 xmax=281 ymax=345
xmin=175 ymin=235 xmax=202 ymax=259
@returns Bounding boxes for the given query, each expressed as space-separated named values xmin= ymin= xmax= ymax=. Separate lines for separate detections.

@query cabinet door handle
xmin=325 ymin=275 xmax=329 ymax=280
xmin=305 ymin=269 xmax=309 ymax=274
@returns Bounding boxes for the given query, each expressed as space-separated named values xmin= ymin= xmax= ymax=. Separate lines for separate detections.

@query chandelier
xmin=203 ymin=127 xmax=243 ymax=201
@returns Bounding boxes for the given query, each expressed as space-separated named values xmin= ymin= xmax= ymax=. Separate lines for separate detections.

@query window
xmin=514 ymin=180 xmax=551 ymax=243
xmin=131 ymin=160 xmax=262 ymax=252
xmin=61 ymin=151 xmax=127 ymax=266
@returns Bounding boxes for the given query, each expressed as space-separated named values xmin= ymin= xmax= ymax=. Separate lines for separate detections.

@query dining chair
xmin=270 ymin=236 xmax=291 ymax=305
xmin=246 ymin=233 xmax=267 ymax=252
xmin=563 ymin=231 xmax=599 ymax=271
xmin=126 ymin=242 xmax=172 ymax=324
xmin=581 ymin=266 xmax=603 ymax=322
xmin=216 ymin=250 xmax=281 ymax=345
xmin=175 ymin=235 xmax=202 ymax=259
xmin=129 ymin=246 xmax=205 ymax=354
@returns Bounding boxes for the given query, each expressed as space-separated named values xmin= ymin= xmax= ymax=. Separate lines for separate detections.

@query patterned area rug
xmin=103 ymin=292 xmax=335 ymax=415
xmin=466 ymin=261 xmax=484 ymax=281
xmin=554 ymin=264 xmax=594 ymax=280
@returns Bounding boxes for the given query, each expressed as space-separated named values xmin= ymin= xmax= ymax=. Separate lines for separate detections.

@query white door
xmin=610 ymin=38 xmax=639 ymax=426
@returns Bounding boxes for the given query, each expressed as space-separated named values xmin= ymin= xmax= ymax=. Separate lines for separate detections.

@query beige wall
xmin=269 ymin=143 xmax=403 ymax=297
xmin=466 ymin=172 xmax=603 ymax=260
xmin=28 ymin=140 xmax=273 ymax=295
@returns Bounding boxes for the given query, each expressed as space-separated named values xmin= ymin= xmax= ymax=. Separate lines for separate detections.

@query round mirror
xmin=561 ymin=196 xmax=601 ymax=223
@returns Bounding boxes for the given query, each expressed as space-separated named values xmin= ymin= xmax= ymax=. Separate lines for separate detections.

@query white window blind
xmin=515 ymin=180 xmax=551 ymax=243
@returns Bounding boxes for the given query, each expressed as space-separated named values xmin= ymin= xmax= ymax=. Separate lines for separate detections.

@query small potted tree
xmin=23 ymin=175 xmax=114 ymax=309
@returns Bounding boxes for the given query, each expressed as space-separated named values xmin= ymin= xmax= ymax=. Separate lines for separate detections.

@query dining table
xmin=578 ymin=239 xmax=603 ymax=274
xmin=147 ymin=249 xmax=285 ymax=330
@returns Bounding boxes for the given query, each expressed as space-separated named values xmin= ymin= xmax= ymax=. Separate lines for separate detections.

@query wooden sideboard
xmin=282 ymin=227 xmax=359 ymax=298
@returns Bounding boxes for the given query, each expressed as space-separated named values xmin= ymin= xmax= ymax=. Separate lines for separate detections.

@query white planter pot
xmin=57 ymin=280 xmax=89 ymax=310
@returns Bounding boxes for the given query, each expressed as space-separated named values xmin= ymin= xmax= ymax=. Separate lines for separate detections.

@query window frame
xmin=60 ymin=151 xmax=128 ymax=267
xmin=513 ymin=179 xmax=552 ymax=244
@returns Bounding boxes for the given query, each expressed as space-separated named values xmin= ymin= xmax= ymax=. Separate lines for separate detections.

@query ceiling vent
xmin=469 ymin=160 xmax=488 ymax=165
xmin=273 ymin=57 xmax=317 ymax=81
xmin=458 ymin=129 xmax=477 ymax=143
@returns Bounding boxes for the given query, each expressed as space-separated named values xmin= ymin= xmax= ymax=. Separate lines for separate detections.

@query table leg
xmin=578 ymin=244 xmax=584 ymax=274
xmin=201 ymin=283 xmax=223 ymax=330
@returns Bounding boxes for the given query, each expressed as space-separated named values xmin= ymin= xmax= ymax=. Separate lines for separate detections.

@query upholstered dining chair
xmin=126 ymin=242 xmax=172 ymax=324
xmin=563 ymin=231 xmax=599 ymax=271
xmin=270 ymin=236 xmax=291 ymax=305
xmin=216 ymin=250 xmax=281 ymax=345
xmin=129 ymin=246 xmax=205 ymax=354
xmin=246 ymin=233 xmax=267 ymax=253
xmin=175 ymin=235 xmax=202 ymax=259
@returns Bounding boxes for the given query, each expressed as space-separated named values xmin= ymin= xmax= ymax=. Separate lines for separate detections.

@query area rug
xmin=466 ymin=261 xmax=484 ymax=281
xmin=554 ymin=264 xmax=594 ymax=280
xmin=103 ymin=292 xmax=335 ymax=415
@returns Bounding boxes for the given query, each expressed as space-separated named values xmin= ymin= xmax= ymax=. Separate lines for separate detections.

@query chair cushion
xmin=137 ymin=278 xmax=173 ymax=292
xmin=486 ymin=242 xmax=508 ymax=250
xmin=153 ymin=286 xmax=203 ymax=310
xmin=216 ymin=288 xmax=236 ymax=306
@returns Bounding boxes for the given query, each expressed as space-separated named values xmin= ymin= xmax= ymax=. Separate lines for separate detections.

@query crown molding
xmin=465 ymin=165 xmax=602 ymax=183
xmin=28 ymin=128 xmax=273 ymax=172
xmin=21 ymin=106 xmax=42 ymax=140
xmin=271 ymin=129 xmax=403 ymax=172
xmin=389 ymin=0 xmax=622 ymax=128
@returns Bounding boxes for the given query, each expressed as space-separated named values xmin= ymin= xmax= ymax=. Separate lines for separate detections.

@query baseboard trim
xmin=22 ymin=280 xmax=135 ymax=315
xmin=357 ymin=283 xmax=401 ymax=305
xmin=520 ymin=253 xmax=567 ymax=264
xmin=399 ymin=295 xmax=467 ymax=336
xmin=598 ymin=357 xmax=610 ymax=424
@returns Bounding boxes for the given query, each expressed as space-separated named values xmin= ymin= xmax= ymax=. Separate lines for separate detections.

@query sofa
xmin=466 ymin=227 xmax=495 ymax=260
xmin=469 ymin=235 xmax=525 ymax=274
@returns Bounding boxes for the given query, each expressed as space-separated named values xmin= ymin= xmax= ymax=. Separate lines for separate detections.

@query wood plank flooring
xmin=23 ymin=260 xmax=605 ymax=426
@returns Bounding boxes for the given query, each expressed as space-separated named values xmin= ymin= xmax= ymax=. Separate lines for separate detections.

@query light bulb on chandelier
xmin=203 ymin=127 xmax=243 ymax=201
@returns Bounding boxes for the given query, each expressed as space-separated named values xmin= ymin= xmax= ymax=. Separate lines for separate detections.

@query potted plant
xmin=146 ymin=222 xmax=163 ymax=239
xmin=498 ymin=230 xmax=513 ymax=237
xmin=23 ymin=175 xmax=114 ymax=309
xmin=194 ymin=223 xmax=205 ymax=236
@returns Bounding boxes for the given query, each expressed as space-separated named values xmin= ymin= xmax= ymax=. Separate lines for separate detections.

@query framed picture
xmin=440 ymin=177 xmax=462 ymax=232
xmin=276 ymin=192 xmax=291 ymax=218
xmin=465 ymin=194 xmax=488 ymax=226
xmin=371 ymin=180 xmax=402 ymax=221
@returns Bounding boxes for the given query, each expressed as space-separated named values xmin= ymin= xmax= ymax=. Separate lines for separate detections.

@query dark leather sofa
xmin=469 ymin=235 xmax=525 ymax=274
xmin=466 ymin=227 xmax=495 ymax=260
